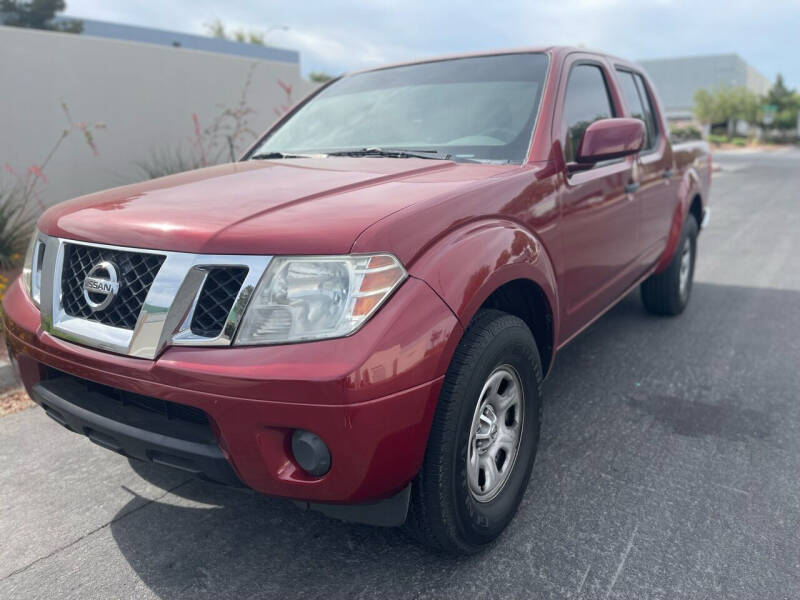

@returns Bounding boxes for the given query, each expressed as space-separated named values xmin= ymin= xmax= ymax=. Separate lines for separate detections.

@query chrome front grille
xmin=61 ymin=243 xmax=166 ymax=330
xmin=33 ymin=235 xmax=271 ymax=359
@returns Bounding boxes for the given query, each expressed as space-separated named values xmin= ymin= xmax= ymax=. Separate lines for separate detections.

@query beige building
xmin=638 ymin=54 xmax=771 ymax=121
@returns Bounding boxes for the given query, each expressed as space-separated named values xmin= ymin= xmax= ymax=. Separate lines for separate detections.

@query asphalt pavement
xmin=1 ymin=148 xmax=799 ymax=599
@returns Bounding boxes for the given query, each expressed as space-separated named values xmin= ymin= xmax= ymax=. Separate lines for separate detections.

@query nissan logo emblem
xmin=82 ymin=261 xmax=121 ymax=312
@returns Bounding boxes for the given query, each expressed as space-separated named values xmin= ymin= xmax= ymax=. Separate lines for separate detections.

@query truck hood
xmin=39 ymin=158 xmax=513 ymax=255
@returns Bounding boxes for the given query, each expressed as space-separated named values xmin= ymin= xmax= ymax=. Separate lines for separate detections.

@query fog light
xmin=291 ymin=430 xmax=331 ymax=477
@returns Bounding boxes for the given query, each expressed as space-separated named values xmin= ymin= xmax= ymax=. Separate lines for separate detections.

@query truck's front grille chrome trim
xmin=60 ymin=243 xmax=166 ymax=330
xmin=190 ymin=267 xmax=248 ymax=338
xmin=37 ymin=235 xmax=271 ymax=360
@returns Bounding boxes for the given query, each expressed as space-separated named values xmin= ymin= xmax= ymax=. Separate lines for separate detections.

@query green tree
xmin=693 ymin=89 xmax=720 ymax=125
xmin=730 ymin=87 xmax=759 ymax=125
xmin=204 ymin=17 xmax=227 ymax=39
xmin=204 ymin=18 xmax=266 ymax=46
xmin=763 ymin=74 xmax=800 ymax=132
xmin=693 ymin=86 xmax=760 ymax=135
xmin=0 ymin=0 xmax=82 ymax=32
xmin=309 ymin=71 xmax=334 ymax=83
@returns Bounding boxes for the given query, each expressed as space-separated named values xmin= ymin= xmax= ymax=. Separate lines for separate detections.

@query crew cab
xmin=4 ymin=47 xmax=710 ymax=554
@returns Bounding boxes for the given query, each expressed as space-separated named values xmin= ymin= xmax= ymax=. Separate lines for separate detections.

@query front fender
xmin=408 ymin=219 xmax=559 ymax=345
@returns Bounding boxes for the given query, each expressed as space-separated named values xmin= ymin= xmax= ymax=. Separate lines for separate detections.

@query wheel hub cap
xmin=467 ymin=365 xmax=524 ymax=503
xmin=679 ymin=238 xmax=692 ymax=298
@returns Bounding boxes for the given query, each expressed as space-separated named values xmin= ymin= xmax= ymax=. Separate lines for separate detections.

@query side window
xmin=616 ymin=69 xmax=651 ymax=149
xmin=634 ymin=73 xmax=659 ymax=149
xmin=563 ymin=64 xmax=615 ymax=164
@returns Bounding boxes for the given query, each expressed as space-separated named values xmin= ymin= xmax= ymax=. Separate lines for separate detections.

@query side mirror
xmin=569 ymin=118 xmax=645 ymax=172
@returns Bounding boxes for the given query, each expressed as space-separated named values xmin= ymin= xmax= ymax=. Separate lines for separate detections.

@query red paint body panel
xmin=4 ymin=277 xmax=460 ymax=502
xmin=5 ymin=46 xmax=710 ymax=505
xmin=38 ymin=158 xmax=511 ymax=255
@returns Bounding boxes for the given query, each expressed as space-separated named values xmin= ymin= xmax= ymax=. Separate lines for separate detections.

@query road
xmin=2 ymin=148 xmax=799 ymax=599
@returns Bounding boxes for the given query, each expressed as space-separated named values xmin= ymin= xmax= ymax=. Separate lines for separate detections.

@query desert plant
xmin=3 ymin=101 xmax=104 ymax=211
xmin=0 ymin=188 xmax=35 ymax=269
xmin=134 ymin=146 xmax=205 ymax=179
xmin=273 ymin=78 xmax=294 ymax=118
xmin=135 ymin=65 xmax=295 ymax=176
xmin=200 ymin=63 xmax=260 ymax=163
xmin=1 ymin=100 xmax=103 ymax=272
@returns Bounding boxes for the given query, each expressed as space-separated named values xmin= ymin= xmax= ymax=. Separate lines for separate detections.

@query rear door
xmin=614 ymin=67 xmax=675 ymax=265
xmin=555 ymin=55 xmax=642 ymax=341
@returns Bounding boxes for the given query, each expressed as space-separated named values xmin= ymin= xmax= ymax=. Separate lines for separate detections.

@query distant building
xmin=56 ymin=16 xmax=299 ymax=65
xmin=638 ymin=54 xmax=771 ymax=121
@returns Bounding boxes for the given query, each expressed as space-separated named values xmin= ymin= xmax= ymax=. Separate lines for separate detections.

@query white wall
xmin=0 ymin=25 xmax=315 ymax=207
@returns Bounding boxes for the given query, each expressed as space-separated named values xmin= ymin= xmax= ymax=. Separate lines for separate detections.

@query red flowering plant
xmin=0 ymin=101 xmax=104 ymax=284
xmin=137 ymin=65 xmax=297 ymax=179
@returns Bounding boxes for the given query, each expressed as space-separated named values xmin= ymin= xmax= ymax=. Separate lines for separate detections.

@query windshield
xmin=252 ymin=53 xmax=549 ymax=164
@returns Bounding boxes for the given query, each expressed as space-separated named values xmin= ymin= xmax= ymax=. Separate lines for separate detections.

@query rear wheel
xmin=641 ymin=216 xmax=698 ymax=315
xmin=406 ymin=309 xmax=542 ymax=554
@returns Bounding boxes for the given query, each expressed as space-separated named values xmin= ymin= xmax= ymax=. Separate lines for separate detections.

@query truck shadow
xmin=109 ymin=281 xmax=800 ymax=599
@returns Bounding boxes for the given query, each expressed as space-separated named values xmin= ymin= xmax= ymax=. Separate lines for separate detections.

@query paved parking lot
xmin=1 ymin=149 xmax=799 ymax=599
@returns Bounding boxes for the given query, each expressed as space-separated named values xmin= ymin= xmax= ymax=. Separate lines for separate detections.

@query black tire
xmin=406 ymin=309 xmax=543 ymax=554
xmin=641 ymin=216 xmax=699 ymax=315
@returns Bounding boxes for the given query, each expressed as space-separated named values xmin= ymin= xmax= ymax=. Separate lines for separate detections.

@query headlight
xmin=21 ymin=230 xmax=44 ymax=307
xmin=235 ymin=254 xmax=406 ymax=345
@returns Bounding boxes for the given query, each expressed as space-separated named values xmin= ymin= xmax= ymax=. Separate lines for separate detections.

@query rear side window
xmin=616 ymin=69 xmax=658 ymax=150
xmin=563 ymin=64 xmax=615 ymax=163
xmin=634 ymin=73 xmax=659 ymax=148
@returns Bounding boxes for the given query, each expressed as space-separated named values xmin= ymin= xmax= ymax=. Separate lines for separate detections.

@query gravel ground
xmin=0 ymin=387 xmax=34 ymax=416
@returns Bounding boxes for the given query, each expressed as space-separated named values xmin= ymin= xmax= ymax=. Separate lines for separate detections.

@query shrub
xmin=0 ymin=188 xmax=35 ymax=270
xmin=670 ymin=125 xmax=702 ymax=143
xmin=732 ymin=137 xmax=747 ymax=147
xmin=707 ymin=134 xmax=728 ymax=145
xmin=134 ymin=147 xmax=205 ymax=179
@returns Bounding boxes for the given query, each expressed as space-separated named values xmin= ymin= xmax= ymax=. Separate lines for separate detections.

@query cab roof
xmin=348 ymin=46 xmax=636 ymax=76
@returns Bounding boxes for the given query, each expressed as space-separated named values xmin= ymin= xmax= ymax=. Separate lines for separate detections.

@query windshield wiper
xmin=326 ymin=147 xmax=452 ymax=160
xmin=250 ymin=151 xmax=319 ymax=160
xmin=252 ymin=148 xmax=461 ymax=162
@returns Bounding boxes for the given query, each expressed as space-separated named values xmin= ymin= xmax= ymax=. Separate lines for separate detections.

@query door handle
xmin=662 ymin=168 xmax=674 ymax=179
xmin=625 ymin=181 xmax=640 ymax=194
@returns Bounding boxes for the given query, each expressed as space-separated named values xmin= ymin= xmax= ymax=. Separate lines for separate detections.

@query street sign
xmin=762 ymin=104 xmax=778 ymax=126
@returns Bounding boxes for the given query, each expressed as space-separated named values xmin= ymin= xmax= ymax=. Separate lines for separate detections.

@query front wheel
xmin=641 ymin=216 xmax=698 ymax=315
xmin=406 ymin=310 xmax=542 ymax=554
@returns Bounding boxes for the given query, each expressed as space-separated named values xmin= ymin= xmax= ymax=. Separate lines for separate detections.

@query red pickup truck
xmin=4 ymin=47 xmax=710 ymax=554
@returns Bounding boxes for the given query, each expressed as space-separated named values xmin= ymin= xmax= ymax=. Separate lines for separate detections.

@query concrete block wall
xmin=0 ymin=25 xmax=315 ymax=207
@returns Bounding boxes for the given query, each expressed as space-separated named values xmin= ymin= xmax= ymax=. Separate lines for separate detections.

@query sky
xmin=66 ymin=0 xmax=800 ymax=89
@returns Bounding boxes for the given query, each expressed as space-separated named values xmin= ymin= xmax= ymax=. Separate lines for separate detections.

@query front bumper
xmin=3 ymin=276 xmax=461 ymax=505
xmin=30 ymin=372 xmax=243 ymax=486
